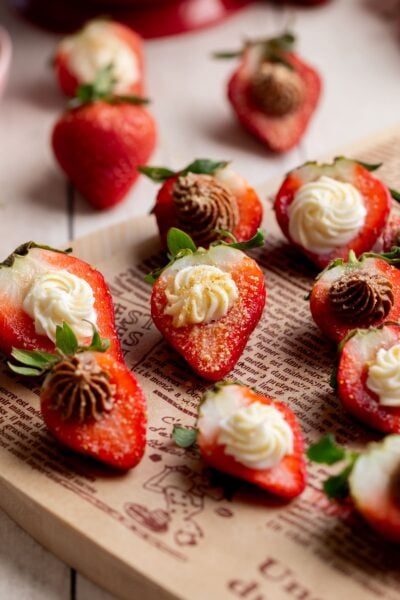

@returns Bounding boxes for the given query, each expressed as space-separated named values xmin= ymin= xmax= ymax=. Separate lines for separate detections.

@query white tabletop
xmin=1 ymin=0 xmax=400 ymax=597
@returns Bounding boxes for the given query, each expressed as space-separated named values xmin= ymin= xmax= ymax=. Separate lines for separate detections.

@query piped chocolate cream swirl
xmin=45 ymin=354 xmax=115 ymax=422
xmin=329 ymin=271 xmax=394 ymax=324
xmin=172 ymin=173 xmax=239 ymax=246
xmin=251 ymin=62 xmax=304 ymax=116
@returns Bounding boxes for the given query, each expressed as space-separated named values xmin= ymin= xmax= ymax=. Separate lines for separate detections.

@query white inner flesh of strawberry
xmin=349 ymin=435 xmax=400 ymax=527
xmin=366 ymin=343 xmax=400 ymax=407
xmin=162 ymin=246 xmax=243 ymax=328
xmin=60 ymin=20 xmax=139 ymax=93
xmin=288 ymin=175 xmax=366 ymax=254
xmin=23 ymin=270 xmax=96 ymax=343
xmin=213 ymin=166 xmax=247 ymax=197
xmin=199 ymin=385 xmax=293 ymax=470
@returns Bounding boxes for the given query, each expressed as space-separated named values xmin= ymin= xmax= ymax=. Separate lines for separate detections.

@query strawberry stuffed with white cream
xmin=274 ymin=157 xmax=393 ymax=269
xmin=54 ymin=19 xmax=144 ymax=97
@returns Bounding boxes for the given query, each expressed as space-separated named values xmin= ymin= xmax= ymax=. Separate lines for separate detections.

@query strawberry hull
xmin=41 ymin=353 xmax=147 ymax=470
xmin=274 ymin=159 xmax=392 ymax=269
xmin=0 ymin=244 xmax=123 ymax=361
xmin=151 ymin=254 xmax=266 ymax=381
xmin=228 ymin=50 xmax=321 ymax=153
xmin=338 ymin=325 xmax=400 ymax=433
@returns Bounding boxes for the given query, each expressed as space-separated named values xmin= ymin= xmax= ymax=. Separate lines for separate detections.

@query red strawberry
xmin=310 ymin=252 xmax=400 ymax=343
xmin=349 ymin=435 xmax=400 ymax=542
xmin=374 ymin=213 xmax=400 ymax=253
xmin=9 ymin=324 xmax=146 ymax=470
xmin=0 ymin=242 xmax=123 ymax=362
xmin=217 ymin=32 xmax=321 ymax=152
xmin=274 ymin=157 xmax=392 ymax=269
xmin=54 ymin=19 xmax=145 ymax=98
xmin=52 ymin=65 xmax=156 ymax=210
xmin=150 ymin=229 xmax=266 ymax=381
xmin=197 ymin=383 xmax=306 ymax=498
xmin=337 ymin=324 xmax=400 ymax=433
xmin=308 ymin=434 xmax=400 ymax=542
xmin=140 ymin=159 xmax=263 ymax=248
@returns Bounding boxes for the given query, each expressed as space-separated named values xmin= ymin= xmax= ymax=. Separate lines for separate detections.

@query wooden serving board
xmin=1 ymin=125 xmax=400 ymax=600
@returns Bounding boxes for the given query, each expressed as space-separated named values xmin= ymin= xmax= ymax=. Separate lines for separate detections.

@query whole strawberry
xmin=52 ymin=65 xmax=156 ymax=210
xmin=9 ymin=323 xmax=147 ymax=470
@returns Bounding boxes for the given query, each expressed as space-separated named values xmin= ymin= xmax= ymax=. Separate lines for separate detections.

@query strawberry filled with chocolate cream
xmin=309 ymin=249 xmax=400 ymax=343
xmin=139 ymin=159 xmax=263 ymax=248
xmin=9 ymin=323 xmax=147 ymax=470
xmin=308 ymin=434 xmax=400 ymax=542
xmin=215 ymin=32 xmax=321 ymax=152
xmin=274 ymin=157 xmax=394 ymax=269
xmin=148 ymin=228 xmax=266 ymax=381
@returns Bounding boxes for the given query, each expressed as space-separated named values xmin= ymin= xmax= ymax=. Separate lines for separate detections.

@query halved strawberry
xmin=309 ymin=434 xmax=400 ymax=542
xmin=197 ymin=383 xmax=306 ymax=498
xmin=0 ymin=242 xmax=123 ymax=361
xmin=9 ymin=324 xmax=146 ymax=470
xmin=219 ymin=32 xmax=321 ymax=152
xmin=140 ymin=159 xmax=263 ymax=248
xmin=337 ymin=324 xmax=400 ymax=433
xmin=310 ymin=252 xmax=400 ymax=343
xmin=150 ymin=229 xmax=266 ymax=381
xmin=54 ymin=19 xmax=145 ymax=98
xmin=274 ymin=157 xmax=392 ymax=269
xmin=349 ymin=435 xmax=400 ymax=542
xmin=374 ymin=213 xmax=400 ymax=253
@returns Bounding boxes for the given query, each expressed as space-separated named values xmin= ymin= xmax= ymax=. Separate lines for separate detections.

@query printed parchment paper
xmin=1 ymin=125 xmax=400 ymax=600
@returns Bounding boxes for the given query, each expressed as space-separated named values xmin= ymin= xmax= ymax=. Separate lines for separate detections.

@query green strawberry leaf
xmin=355 ymin=160 xmax=382 ymax=172
xmin=215 ymin=229 xmax=265 ymax=251
xmin=329 ymin=365 xmax=338 ymax=392
xmin=10 ymin=348 xmax=58 ymax=369
xmin=7 ymin=364 xmax=44 ymax=377
xmin=364 ymin=245 xmax=400 ymax=266
xmin=212 ymin=49 xmax=243 ymax=59
xmin=307 ymin=434 xmax=346 ymax=465
xmin=111 ymin=95 xmax=149 ymax=106
xmin=167 ymin=228 xmax=197 ymax=257
xmin=85 ymin=323 xmax=110 ymax=353
xmin=181 ymin=159 xmax=229 ymax=176
xmin=56 ymin=322 xmax=79 ymax=356
xmin=138 ymin=166 xmax=176 ymax=182
xmin=172 ymin=425 xmax=197 ymax=448
xmin=390 ymin=188 xmax=400 ymax=202
xmin=323 ymin=465 xmax=353 ymax=500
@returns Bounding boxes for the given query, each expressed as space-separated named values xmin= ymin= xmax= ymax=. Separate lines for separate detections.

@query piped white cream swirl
xmin=218 ymin=402 xmax=294 ymax=470
xmin=164 ymin=265 xmax=238 ymax=327
xmin=60 ymin=20 xmax=139 ymax=93
xmin=367 ymin=344 xmax=400 ymax=407
xmin=23 ymin=270 xmax=96 ymax=343
xmin=288 ymin=175 xmax=366 ymax=254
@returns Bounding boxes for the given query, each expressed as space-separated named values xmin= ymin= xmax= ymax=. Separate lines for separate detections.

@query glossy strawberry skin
xmin=228 ymin=50 xmax=321 ymax=153
xmin=338 ymin=325 xmax=400 ymax=433
xmin=54 ymin=22 xmax=145 ymax=98
xmin=310 ymin=257 xmax=400 ymax=343
xmin=0 ymin=245 xmax=123 ymax=362
xmin=151 ymin=254 xmax=266 ymax=381
xmin=41 ymin=352 xmax=147 ymax=470
xmin=274 ymin=160 xmax=392 ymax=269
xmin=153 ymin=175 xmax=263 ymax=247
xmin=52 ymin=101 xmax=156 ymax=210
xmin=198 ymin=386 xmax=306 ymax=498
